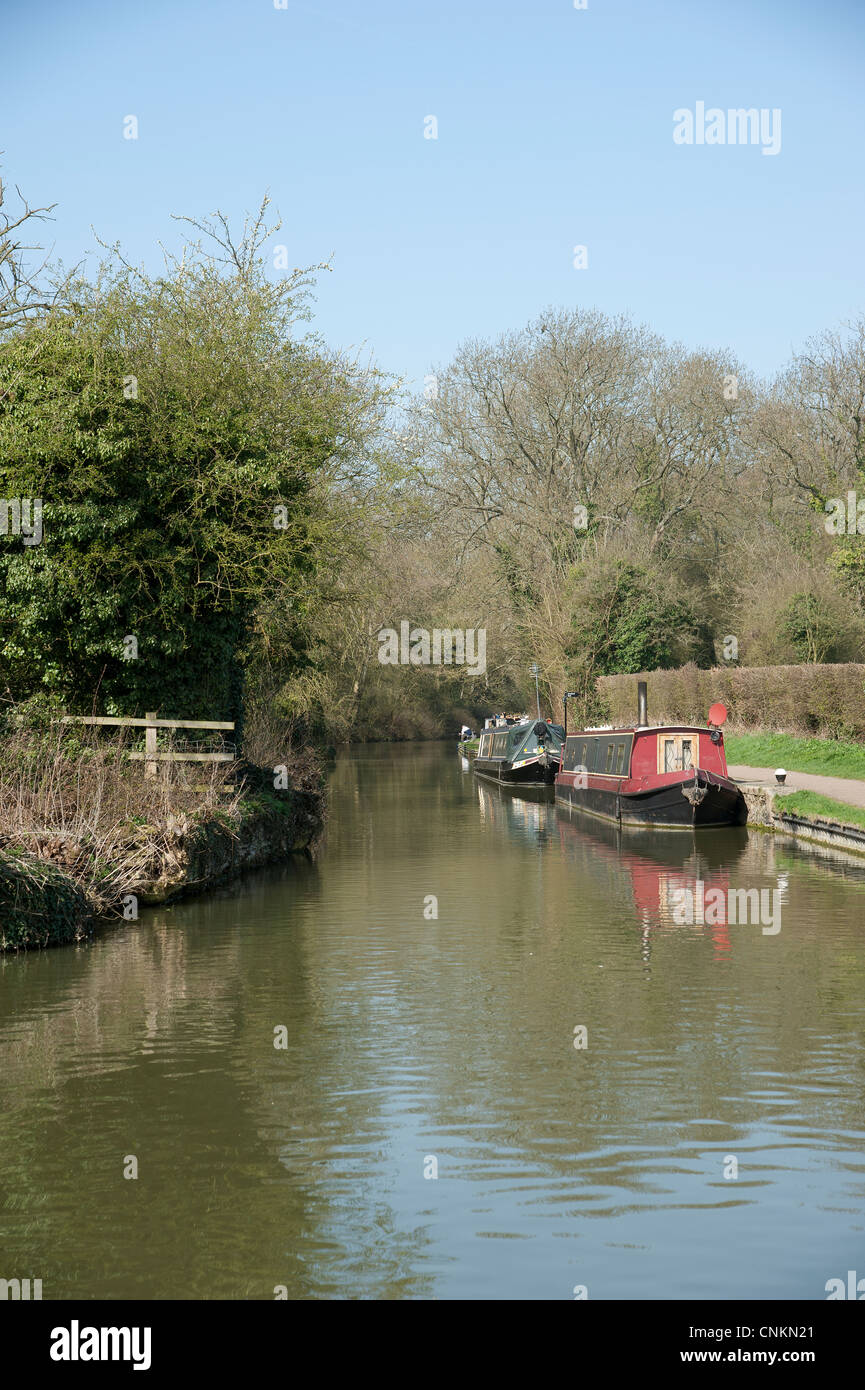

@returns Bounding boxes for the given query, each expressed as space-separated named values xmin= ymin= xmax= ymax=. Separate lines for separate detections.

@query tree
xmin=781 ymin=592 xmax=847 ymax=665
xmin=0 ymin=166 xmax=65 ymax=333
xmin=751 ymin=317 xmax=865 ymax=608
xmin=0 ymin=199 xmax=386 ymax=728
xmin=404 ymin=308 xmax=748 ymax=714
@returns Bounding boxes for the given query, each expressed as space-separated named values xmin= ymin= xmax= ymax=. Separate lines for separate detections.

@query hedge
xmin=597 ymin=663 xmax=865 ymax=740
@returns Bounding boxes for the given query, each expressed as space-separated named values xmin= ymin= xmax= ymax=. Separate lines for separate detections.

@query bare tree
xmin=0 ymin=166 xmax=61 ymax=331
xmin=751 ymin=318 xmax=865 ymax=506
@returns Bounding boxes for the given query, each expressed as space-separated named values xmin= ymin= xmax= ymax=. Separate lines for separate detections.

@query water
xmin=2 ymin=743 xmax=864 ymax=1300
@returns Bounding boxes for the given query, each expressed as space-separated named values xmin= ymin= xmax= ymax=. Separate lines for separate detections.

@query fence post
xmin=145 ymin=712 xmax=158 ymax=779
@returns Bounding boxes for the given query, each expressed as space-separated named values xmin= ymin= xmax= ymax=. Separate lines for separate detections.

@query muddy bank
xmin=0 ymin=780 xmax=324 ymax=951
xmin=133 ymin=784 xmax=323 ymax=907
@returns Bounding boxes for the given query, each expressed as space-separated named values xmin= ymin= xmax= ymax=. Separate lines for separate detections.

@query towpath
xmin=728 ymin=764 xmax=865 ymax=811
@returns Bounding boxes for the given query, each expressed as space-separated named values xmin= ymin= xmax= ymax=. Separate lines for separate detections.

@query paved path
xmin=728 ymin=764 xmax=865 ymax=810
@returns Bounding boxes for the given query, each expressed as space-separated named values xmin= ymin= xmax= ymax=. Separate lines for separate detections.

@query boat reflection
xmin=555 ymin=801 xmax=752 ymax=959
xmin=475 ymin=777 xmax=556 ymax=841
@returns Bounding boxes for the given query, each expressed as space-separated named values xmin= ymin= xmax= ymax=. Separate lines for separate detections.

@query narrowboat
xmin=474 ymin=718 xmax=566 ymax=788
xmin=554 ymin=682 xmax=747 ymax=829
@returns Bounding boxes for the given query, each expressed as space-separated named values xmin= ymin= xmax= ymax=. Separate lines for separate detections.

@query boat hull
xmin=474 ymin=755 xmax=556 ymax=788
xmin=555 ymin=771 xmax=747 ymax=829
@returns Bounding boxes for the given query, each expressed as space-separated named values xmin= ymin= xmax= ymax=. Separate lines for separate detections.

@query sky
xmin=2 ymin=0 xmax=864 ymax=389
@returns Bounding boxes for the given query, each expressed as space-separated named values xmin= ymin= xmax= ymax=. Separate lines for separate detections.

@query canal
xmin=2 ymin=743 xmax=864 ymax=1299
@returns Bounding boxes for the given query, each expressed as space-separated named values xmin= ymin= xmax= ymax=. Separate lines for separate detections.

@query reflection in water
xmin=1 ymin=743 xmax=865 ymax=1300
xmin=554 ymin=808 xmax=755 ymax=960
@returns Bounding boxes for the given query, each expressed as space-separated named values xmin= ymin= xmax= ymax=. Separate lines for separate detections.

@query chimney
xmin=637 ymin=680 xmax=648 ymax=727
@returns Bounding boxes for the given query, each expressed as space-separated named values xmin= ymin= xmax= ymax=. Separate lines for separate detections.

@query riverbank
xmin=0 ymin=848 xmax=93 ymax=950
xmin=0 ymin=759 xmax=324 ymax=952
xmin=733 ymin=775 xmax=865 ymax=856
xmin=728 ymin=762 xmax=865 ymax=810
xmin=724 ymin=732 xmax=865 ymax=852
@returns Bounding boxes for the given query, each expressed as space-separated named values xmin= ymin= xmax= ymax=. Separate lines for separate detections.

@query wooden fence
xmin=60 ymin=712 xmax=236 ymax=784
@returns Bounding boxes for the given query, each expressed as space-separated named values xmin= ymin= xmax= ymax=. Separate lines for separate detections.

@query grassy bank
xmin=0 ymin=714 xmax=324 ymax=949
xmin=724 ymin=732 xmax=865 ymax=781
xmin=773 ymin=790 xmax=865 ymax=832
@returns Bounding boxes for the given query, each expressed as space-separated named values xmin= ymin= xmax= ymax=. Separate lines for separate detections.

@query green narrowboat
xmin=473 ymin=719 xmax=565 ymax=788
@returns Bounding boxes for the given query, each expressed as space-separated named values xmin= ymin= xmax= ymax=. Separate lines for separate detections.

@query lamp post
xmin=529 ymin=662 xmax=541 ymax=720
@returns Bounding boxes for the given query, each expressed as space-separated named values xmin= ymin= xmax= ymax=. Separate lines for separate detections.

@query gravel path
xmin=728 ymin=764 xmax=865 ymax=810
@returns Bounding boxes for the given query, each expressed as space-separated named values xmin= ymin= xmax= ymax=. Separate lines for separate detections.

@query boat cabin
xmin=560 ymin=725 xmax=730 ymax=782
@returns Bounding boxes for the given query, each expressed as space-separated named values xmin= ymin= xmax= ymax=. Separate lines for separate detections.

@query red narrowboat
xmin=554 ymin=682 xmax=747 ymax=829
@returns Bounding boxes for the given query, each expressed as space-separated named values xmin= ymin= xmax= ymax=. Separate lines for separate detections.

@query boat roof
xmin=569 ymin=724 xmax=720 ymax=736
xmin=484 ymin=718 xmax=564 ymax=729
xmin=480 ymin=720 xmax=565 ymax=742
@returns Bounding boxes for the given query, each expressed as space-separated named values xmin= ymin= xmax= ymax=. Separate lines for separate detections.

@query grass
xmin=0 ymin=703 xmax=325 ymax=946
xmin=0 ymin=720 xmax=246 ymax=917
xmin=0 ymin=709 xmax=320 ymax=919
xmin=773 ymin=789 xmax=865 ymax=832
xmin=724 ymin=732 xmax=865 ymax=781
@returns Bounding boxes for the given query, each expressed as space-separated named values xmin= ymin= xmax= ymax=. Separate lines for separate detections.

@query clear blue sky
xmin=3 ymin=0 xmax=864 ymax=387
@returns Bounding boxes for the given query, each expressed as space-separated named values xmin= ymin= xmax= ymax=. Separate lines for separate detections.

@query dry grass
xmin=241 ymin=698 xmax=324 ymax=792
xmin=0 ymin=720 xmax=246 ymax=916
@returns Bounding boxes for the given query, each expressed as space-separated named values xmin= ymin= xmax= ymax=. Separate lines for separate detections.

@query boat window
xmin=604 ymin=741 xmax=615 ymax=773
xmin=563 ymin=736 xmax=596 ymax=773
xmin=615 ymin=740 xmax=627 ymax=774
xmin=659 ymin=734 xmax=696 ymax=773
